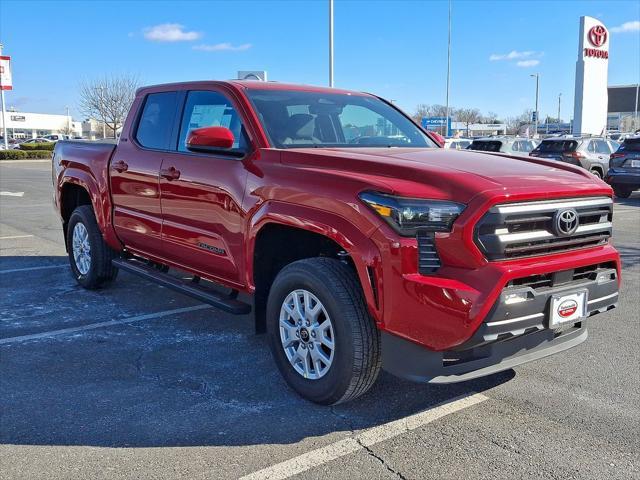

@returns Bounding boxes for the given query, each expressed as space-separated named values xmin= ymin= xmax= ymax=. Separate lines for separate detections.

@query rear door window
xmin=136 ymin=92 xmax=179 ymax=150
xmin=595 ymin=140 xmax=611 ymax=154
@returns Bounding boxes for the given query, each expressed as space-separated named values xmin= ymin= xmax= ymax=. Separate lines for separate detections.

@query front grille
xmin=417 ymin=230 xmax=441 ymax=274
xmin=507 ymin=262 xmax=616 ymax=291
xmin=475 ymin=197 xmax=612 ymax=260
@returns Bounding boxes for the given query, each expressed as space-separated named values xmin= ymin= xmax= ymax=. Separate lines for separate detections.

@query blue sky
xmin=1 ymin=0 xmax=638 ymax=121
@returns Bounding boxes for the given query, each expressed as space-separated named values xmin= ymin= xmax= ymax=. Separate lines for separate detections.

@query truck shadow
xmin=1 ymin=256 xmax=515 ymax=448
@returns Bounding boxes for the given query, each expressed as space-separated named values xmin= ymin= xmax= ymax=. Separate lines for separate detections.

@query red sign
xmin=0 ymin=55 xmax=12 ymax=90
xmin=588 ymin=25 xmax=608 ymax=47
xmin=584 ymin=48 xmax=609 ymax=59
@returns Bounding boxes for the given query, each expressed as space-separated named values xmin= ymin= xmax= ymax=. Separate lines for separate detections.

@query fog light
xmin=596 ymin=272 xmax=613 ymax=284
xmin=504 ymin=291 xmax=530 ymax=304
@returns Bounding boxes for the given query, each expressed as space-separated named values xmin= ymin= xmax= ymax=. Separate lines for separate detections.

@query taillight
xmin=610 ymin=152 xmax=624 ymax=160
xmin=563 ymin=151 xmax=585 ymax=160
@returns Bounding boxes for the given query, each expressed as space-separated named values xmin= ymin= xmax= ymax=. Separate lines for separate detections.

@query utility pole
xmin=444 ymin=0 xmax=452 ymax=137
xmin=329 ymin=0 xmax=334 ymax=88
xmin=66 ymin=106 xmax=71 ymax=137
xmin=530 ymin=73 xmax=539 ymax=137
xmin=0 ymin=44 xmax=8 ymax=149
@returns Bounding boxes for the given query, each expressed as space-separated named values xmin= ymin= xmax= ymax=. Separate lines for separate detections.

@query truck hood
xmin=280 ymin=147 xmax=605 ymax=203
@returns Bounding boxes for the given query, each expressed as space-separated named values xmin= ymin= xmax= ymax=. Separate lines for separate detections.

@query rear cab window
xmin=136 ymin=92 xmax=179 ymax=150
xmin=468 ymin=140 xmax=502 ymax=152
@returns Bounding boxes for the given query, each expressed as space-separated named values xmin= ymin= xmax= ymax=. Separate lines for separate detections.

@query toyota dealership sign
xmin=573 ymin=16 xmax=609 ymax=136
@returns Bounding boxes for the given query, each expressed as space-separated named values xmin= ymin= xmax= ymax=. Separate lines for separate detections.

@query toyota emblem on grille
xmin=554 ymin=209 xmax=579 ymax=236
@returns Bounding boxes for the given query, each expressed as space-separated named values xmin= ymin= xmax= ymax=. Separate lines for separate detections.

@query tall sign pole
xmin=329 ymin=0 xmax=334 ymax=87
xmin=573 ymin=16 xmax=609 ymax=135
xmin=0 ymin=44 xmax=12 ymax=150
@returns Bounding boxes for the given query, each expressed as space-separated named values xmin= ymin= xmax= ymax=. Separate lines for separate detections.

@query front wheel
xmin=67 ymin=205 xmax=119 ymax=289
xmin=267 ymin=258 xmax=381 ymax=405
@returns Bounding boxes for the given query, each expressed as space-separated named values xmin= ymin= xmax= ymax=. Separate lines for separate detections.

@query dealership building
xmin=1 ymin=110 xmax=82 ymax=139
xmin=607 ymin=84 xmax=640 ymax=132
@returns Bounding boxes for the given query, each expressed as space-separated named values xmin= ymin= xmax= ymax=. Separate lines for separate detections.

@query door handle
xmin=112 ymin=160 xmax=128 ymax=173
xmin=160 ymin=166 xmax=181 ymax=181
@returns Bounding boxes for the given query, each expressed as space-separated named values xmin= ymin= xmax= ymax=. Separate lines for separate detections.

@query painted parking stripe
xmin=239 ymin=393 xmax=488 ymax=480
xmin=0 ymin=305 xmax=211 ymax=345
xmin=0 ymin=235 xmax=34 ymax=240
xmin=0 ymin=264 xmax=67 ymax=274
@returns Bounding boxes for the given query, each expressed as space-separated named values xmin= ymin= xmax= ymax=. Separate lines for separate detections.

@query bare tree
xmin=60 ymin=123 xmax=75 ymax=137
xmin=454 ymin=108 xmax=482 ymax=136
xmin=79 ymin=75 xmax=140 ymax=138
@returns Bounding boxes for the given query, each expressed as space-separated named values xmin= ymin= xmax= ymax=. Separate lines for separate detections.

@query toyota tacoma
xmin=52 ymin=81 xmax=621 ymax=404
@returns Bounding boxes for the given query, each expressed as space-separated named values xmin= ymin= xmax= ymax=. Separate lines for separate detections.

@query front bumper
xmin=381 ymin=264 xmax=618 ymax=383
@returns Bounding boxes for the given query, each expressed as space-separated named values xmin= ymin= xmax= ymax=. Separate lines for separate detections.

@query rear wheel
xmin=67 ymin=205 xmax=119 ymax=289
xmin=267 ymin=258 xmax=381 ymax=405
xmin=613 ymin=186 xmax=633 ymax=199
xmin=590 ymin=168 xmax=603 ymax=179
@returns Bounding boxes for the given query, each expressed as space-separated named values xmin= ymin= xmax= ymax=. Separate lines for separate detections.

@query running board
xmin=112 ymin=258 xmax=251 ymax=315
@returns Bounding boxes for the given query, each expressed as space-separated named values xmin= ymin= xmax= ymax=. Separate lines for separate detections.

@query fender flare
xmin=58 ymin=168 xmax=121 ymax=251
xmin=246 ymin=201 xmax=384 ymax=323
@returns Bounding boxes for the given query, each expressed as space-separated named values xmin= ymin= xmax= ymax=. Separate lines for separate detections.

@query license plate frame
xmin=549 ymin=290 xmax=588 ymax=328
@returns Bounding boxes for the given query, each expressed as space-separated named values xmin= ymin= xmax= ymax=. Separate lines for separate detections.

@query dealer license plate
xmin=549 ymin=290 xmax=588 ymax=327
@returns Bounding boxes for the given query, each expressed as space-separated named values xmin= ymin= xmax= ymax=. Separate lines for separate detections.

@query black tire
xmin=590 ymin=168 xmax=603 ymax=179
xmin=267 ymin=258 xmax=381 ymax=405
xmin=613 ymin=186 xmax=633 ymax=199
xmin=67 ymin=205 xmax=119 ymax=289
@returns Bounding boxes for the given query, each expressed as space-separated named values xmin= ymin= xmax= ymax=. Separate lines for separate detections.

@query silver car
xmin=467 ymin=137 xmax=538 ymax=154
xmin=529 ymin=136 xmax=620 ymax=179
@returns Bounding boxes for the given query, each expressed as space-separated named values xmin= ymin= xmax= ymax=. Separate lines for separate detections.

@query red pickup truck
xmin=53 ymin=81 xmax=620 ymax=404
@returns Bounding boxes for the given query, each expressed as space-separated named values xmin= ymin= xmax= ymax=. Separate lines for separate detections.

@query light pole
xmin=98 ymin=86 xmax=106 ymax=138
xmin=329 ymin=0 xmax=334 ymax=87
xmin=444 ymin=0 xmax=452 ymax=137
xmin=65 ymin=106 xmax=71 ymax=137
xmin=0 ymin=43 xmax=8 ymax=149
xmin=530 ymin=73 xmax=539 ymax=137
xmin=557 ymin=93 xmax=562 ymax=131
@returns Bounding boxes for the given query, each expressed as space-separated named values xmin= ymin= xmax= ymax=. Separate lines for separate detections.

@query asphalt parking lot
xmin=1 ymin=159 xmax=639 ymax=480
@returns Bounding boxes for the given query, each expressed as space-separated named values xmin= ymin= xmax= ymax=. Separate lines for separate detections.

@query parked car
xmin=529 ymin=136 xmax=619 ymax=179
xmin=444 ymin=138 xmax=472 ymax=150
xmin=52 ymin=80 xmax=620 ymax=405
xmin=12 ymin=137 xmax=52 ymax=149
xmin=605 ymin=135 xmax=640 ymax=198
xmin=467 ymin=137 xmax=538 ymax=154
xmin=42 ymin=134 xmax=66 ymax=142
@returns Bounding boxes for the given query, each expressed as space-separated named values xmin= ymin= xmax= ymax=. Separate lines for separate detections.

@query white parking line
xmin=0 ymin=305 xmax=211 ymax=344
xmin=0 ymin=264 xmax=68 ymax=274
xmin=239 ymin=393 xmax=488 ymax=480
xmin=0 ymin=235 xmax=34 ymax=240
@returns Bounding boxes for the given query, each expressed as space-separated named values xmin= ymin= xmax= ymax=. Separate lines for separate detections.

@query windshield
xmin=532 ymin=140 xmax=578 ymax=153
xmin=246 ymin=89 xmax=436 ymax=149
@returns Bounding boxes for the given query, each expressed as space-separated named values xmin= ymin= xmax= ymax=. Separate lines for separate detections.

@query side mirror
xmin=186 ymin=126 xmax=235 ymax=152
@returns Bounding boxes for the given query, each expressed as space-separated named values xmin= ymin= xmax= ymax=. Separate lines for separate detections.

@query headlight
xmin=359 ymin=192 xmax=465 ymax=235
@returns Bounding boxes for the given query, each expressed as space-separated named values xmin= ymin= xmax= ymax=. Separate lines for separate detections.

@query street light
xmin=557 ymin=93 xmax=562 ymax=130
xmin=329 ymin=0 xmax=334 ymax=87
xmin=530 ymin=73 xmax=539 ymax=137
xmin=444 ymin=0 xmax=452 ymax=137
